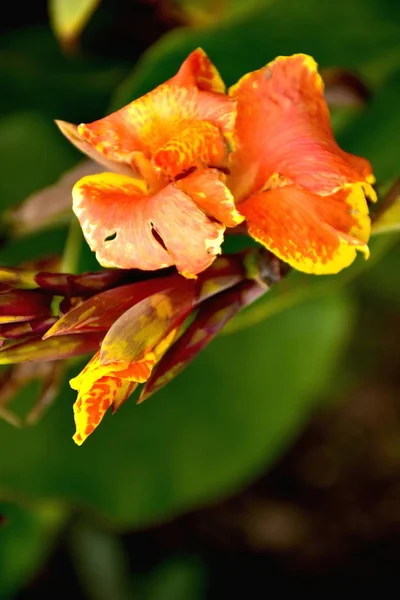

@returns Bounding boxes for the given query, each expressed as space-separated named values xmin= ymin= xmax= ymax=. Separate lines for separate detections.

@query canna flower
xmin=0 ymin=250 xmax=283 ymax=444
xmin=228 ymin=54 xmax=377 ymax=274
xmin=57 ymin=49 xmax=243 ymax=278
xmin=58 ymin=50 xmax=376 ymax=278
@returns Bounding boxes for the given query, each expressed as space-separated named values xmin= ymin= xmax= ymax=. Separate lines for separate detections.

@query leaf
xmin=0 ymin=332 xmax=103 ymax=364
xmin=372 ymin=180 xmax=400 ymax=236
xmin=337 ymin=69 xmax=400 ymax=183
xmin=6 ymin=160 xmax=102 ymax=238
xmin=160 ymin=0 xmax=259 ymax=27
xmin=0 ymin=112 xmax=77 ymax=212
xmin=0 ymin=501 xmax=67 ymax=599
xmin=111 ymin=0 xmax=400 ymax=109
xmin=0 ymin=293 xmax=352 ymax=527
xmin=0 ymin=27 xmax=127 ymax=122
xmin=49 ymin=0 xmax=101 ymax=51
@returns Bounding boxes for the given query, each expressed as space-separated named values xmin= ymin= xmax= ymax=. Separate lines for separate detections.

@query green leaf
xmin=0 ymin=111 xmax=76 ymax=266
xmin=225 ymin=233 xmax=398 ymax=335
xmin=49 ymin=0 xmax=101 ymax=49
xmin=143 ymin=556 xmax=206 ymax=600
xmin=0 ymin=111 xmax=77 ymax=211
xmin=112 ymin=0 xmax=400 ymax=108
xmin=0 ymin=292 xmax=352 ymax=527
xmin=0 ymin=502 xmax=67 ymax=599
xmin=0 ymin=27 xmax=127 ymax=122
xmin=372 ymin=181 xmax=400 ymax=236
xmin=337 ymin=69 xmax=400 ymax=183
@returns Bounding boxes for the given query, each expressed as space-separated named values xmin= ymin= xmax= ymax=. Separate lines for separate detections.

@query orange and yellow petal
xmin=70 ymin=350 xmax=155 ymax=445
xmin=229 ymin=54 xmax=374 ymax=200
xmin=73 ymin=172 xmax=225 ymax=277
xmin=77 ymin=56 xmax=234 ymax=170
xmin=55 ymin=120 xmax=134 ymax=176
xmin=176 ymin=168 xmax=244 ymax=227
xmin=153 ymin=121 xmax=228 ymax=177
xmin=72 ymin=376 xmax=137 ymax=445
xmin=173 ymin=48 xmax=226 ymax=93
xmin=240 ymin=183 xmax=371 ymax=274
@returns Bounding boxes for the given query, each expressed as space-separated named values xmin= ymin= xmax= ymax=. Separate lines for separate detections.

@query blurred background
xmin=0 ymin=0 xmax=399 ymax=597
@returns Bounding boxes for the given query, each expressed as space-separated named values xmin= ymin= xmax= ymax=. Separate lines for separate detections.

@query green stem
xmin=61 ymin=216 xmax=82 ymax=274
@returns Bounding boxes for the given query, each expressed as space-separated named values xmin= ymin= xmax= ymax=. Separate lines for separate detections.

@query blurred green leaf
xmin=112 ymin=0 xmax=400 ymax=108
xmin=164 ymin=0 xmax=260 ymax=26
xmin=0 ymin=111 xmax=76 ymax=266
xmin=372 ymin=180 xmax=400 ymax=236
xmin=351 ymin=236 xmax=400 ymax=308
xmin=69 ymin=519 xmax=131 ymax=600
xmin=337 ymin=69 xmax=400 ymax=183
xmin=0 ymin=27 xmax=127 ymax=122
xmin=225 ymin=233 xmax=398 ymax=334
xmin=0 ymin=292 xmax=351 ymax=527
xmin=143 ymin=556 xmax=206 ymax=600
xmin=0 ymin=501 xmax=66 ymax=599
xmin=0 ymin=111 xmax=77 ymax=210
xmin=49 ymin=0 xmax=101 ymax=50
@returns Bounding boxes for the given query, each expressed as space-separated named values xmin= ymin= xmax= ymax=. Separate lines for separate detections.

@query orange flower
xmin=228 ymin=54 xmax=376 ymax=274
xmin=57 ymin=49 xmax=243 ymax=278
xmin=59 ymin=50 xmax=376 ymax=277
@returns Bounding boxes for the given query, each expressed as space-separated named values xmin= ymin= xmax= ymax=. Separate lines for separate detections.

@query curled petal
xmin=239 ymin=183 xmax=371 ymax=274
xmin=73 ymin=172 xmax=225 ymax=277
xmin=77 ymin=51 xmax=234 ymax=168
xmin=176 ymin=168 xmax=244 ymax=227
xmin=55 ymin=121 xmax=134 ymax=176
xmin=229 ymin=54 xmax=374 ymax=199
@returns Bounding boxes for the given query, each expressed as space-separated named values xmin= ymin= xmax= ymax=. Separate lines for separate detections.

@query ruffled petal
xmin=152 ymin=121 xmax=228 ymax=177
xmin=73 ymin=172 xmax=225 ymax=277
xmin=175 ymin=168 xmax=244 ymax=227
xmin=240 ymin=183 xmax=371 ymax=274
xmin=229 ymin=54 xmax=374 ymax=199
xmin=77 ymin=52 xmax=235 ymax=170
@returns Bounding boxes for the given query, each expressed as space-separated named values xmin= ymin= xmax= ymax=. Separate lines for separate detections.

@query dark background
xmin=0 ymin=1 xmax=399 ymax=597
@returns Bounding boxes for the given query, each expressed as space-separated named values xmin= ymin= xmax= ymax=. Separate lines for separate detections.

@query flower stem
xmin=61 ymin=216 xmax=82 ymax=274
